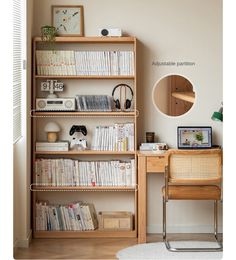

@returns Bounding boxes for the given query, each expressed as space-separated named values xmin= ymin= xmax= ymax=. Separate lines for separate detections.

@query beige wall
xmin=30 ymin=0 xmax=222 ymax=234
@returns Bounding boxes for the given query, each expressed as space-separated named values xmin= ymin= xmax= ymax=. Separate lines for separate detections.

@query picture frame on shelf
xmin=52 ymin=5 xmax=84 ymax=36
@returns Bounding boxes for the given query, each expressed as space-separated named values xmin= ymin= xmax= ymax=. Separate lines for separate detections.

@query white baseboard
xmin=147 ymin=224 xmax=223 ymax=234
xmin=14 ymin=229 xmax=32 ymax=248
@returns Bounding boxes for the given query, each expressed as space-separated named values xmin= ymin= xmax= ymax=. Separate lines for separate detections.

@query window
xmin=13 ymin=0 xmax=23 ymax=143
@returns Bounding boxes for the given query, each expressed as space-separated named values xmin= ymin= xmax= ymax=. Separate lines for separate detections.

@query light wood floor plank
xmin=14 ymin=234 xmax=221 ymax=259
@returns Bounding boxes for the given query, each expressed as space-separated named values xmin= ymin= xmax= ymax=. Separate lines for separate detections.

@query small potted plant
xmin=41 ymin=25 xmax=57 ymax=48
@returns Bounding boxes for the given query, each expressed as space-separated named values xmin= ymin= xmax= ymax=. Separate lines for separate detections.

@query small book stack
xmin=36 ymin=201 xmax=98 ymax=231
xmin=75 ymin=95 xmax=113 ymax=111
xmin=92 ymin=123 xmax=134 ymax=151
xmin=34 ymin=159 xmax=136 ymax=187
xmin=139 ymin=143 xmax=168 ymax=153
xmin=35 ymin=142 xmax=69 ymax=152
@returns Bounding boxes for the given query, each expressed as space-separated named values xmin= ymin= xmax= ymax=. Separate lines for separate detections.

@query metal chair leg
xmin=162 ymin=198 xmax=223 ymax=252
xmin=162 ymin=197 xmax=166 ymax=239
xmin=214 ymin=200 xmax=223 ymax=249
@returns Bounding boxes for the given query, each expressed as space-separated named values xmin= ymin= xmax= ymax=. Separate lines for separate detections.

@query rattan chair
xmin=162 ymin=149 xmax=223 ymax=252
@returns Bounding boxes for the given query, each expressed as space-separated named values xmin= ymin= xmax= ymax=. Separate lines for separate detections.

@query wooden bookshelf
xmin=31 ymin=36 xmax=137 ymax=238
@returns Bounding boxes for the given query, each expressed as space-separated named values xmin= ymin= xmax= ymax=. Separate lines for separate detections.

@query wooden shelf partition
xmin=34 ymin=36 xmax=136 ymax=43
xmin=35 ymin=75 xmax=135 ymax=79
xmin=34 ymin=230 xmax=136 ymax=238
xmin=31 ymin=185 xmax=137 ymax=192
xmin=171 ymin=91 xmax=195 ymax=103
xmin=32 ymin=111 xmax=136 ymax=117
xmin=35 ymin=150 xmax=136 ymax=155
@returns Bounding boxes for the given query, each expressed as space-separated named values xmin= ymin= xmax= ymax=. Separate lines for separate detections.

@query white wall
xmin=31 ymin=0 xmax=222 ymax=233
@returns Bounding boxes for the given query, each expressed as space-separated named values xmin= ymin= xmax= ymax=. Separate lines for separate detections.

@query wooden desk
xmin=138 ymin=151 xmax=167 ymax=243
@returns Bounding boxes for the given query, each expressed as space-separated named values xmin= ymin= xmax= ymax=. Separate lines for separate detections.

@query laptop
xmin=177 ymin=126 xmax=212 ymax=149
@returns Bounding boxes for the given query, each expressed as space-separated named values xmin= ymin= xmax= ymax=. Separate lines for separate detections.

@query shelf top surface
xmin=34 ymin=36 xmax=136 ymax=43
xmin=35 ymin=150 xmax=136 ymax=155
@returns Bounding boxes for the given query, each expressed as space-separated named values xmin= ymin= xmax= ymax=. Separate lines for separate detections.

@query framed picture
xmin=52 ymin=5 xmax=84 ymax=36
xmin=177 ymin=126 xmax=212 ymax=149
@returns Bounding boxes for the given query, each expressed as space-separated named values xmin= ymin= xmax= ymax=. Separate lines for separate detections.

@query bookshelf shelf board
xmin=35 ymin=75 xmax=135 ymax=79
xmin=34 ymin=36 xmax=136 ymax=43
xmin=35 ymin=150 xmax=136 ymax=155
xmin=33 ymin=230 xmax=136 ymax=238
xmin=32 ymin=111 xmax=136 ymax=117
xmin=31 ymin=186 xmax=137 ymax=192
xmin=171 ymin=91 xmax=195 ymax=103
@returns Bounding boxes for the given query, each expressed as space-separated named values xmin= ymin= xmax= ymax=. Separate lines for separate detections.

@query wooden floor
xmin=14 ymin=234 xmax=221 ymax=259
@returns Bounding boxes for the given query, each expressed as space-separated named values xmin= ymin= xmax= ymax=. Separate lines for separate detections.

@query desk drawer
xmin=147 ymin=156 xmax=165 ymax=173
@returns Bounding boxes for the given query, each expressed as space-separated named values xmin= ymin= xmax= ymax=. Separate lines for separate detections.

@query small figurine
xmin=69 ymin=125 xmax=87 ymax=150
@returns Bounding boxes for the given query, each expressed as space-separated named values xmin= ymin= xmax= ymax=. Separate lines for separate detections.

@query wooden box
xmin=98 ymin=211 xmax=133 ymax=231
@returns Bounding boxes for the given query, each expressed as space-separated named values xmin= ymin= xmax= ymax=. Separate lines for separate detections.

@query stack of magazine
xmin=36 ymin=201 xmax=98 ymax=231
xmin=34 ymin=158 xmax=136 ymax=187
xmin=75 ymin=95 xmax=113 ymax=111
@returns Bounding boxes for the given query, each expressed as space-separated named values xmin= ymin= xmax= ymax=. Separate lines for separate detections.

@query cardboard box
xmin=98 ymin=211 xmax=133 ymax=231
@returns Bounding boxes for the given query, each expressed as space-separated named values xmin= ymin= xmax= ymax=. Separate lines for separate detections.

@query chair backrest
xmin=166 ymin=149 xmax=222 ymax=184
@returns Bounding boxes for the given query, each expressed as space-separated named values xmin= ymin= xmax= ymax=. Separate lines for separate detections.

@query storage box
xmin=98 ymin=211 xmax=133 ymax=231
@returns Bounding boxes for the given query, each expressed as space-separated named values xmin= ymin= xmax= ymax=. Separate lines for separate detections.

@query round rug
xmin=116 ymin=241 xmax=222 ymax=259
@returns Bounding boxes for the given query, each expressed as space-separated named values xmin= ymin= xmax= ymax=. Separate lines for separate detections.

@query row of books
xmin=75 ymin=95 xmax=113 ymax=111
xmin=91 ymin=123 xmax=134 ymax=151
xmin=36 ymin=50 xmax=134 ymax=76
xmin=35 ymin=159 xmax=136 ymax=187
xmin=36 ymin=201 xmax=98 ymax=231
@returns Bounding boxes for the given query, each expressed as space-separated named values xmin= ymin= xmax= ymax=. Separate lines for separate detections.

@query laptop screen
xmin=177 ymin=126 xmax=212 ymax=149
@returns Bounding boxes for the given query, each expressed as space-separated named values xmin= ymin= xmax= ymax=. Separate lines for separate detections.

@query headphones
xmin=112 ymin=83 xmax=134 ymax=110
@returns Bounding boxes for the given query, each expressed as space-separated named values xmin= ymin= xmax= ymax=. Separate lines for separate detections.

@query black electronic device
xmin=112 ymin=83 xmax=133 ymax=110
xmin=69 ymin=125 xmax=87 ymax=136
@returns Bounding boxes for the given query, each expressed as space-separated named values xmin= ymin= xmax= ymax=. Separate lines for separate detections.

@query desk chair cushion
xmin=162 ymin=185 xmax=221 ymax=200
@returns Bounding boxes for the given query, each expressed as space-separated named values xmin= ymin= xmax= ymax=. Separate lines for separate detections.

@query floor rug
xmin=116 ymin=241 xmax=222 ymax=259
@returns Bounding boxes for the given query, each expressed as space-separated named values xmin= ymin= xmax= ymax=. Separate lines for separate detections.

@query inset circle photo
xmin=152 ymin=74 xmax=196 ymax=117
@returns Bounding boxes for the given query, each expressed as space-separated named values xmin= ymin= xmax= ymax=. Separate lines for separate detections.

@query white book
xmin=75 ymin=51 xmax=81 ymax=75
xmin=125 ymin=161 xmax=132 ymax=186
xmin=68 ymin=206 xmax=76 ymax=230
xmin=80 ymin=203 xmax=89 ymax=230
xmin=95 ymin=161 xmax=100 ymax=186
xmin=90 ymin=161 xmax=96 ymax=186
xmin=73 ymin=203 xmax=82 ymax=230
xmin=119 ymin=162 xmax=126 ymax=186
xmin=104 ymin=51 xmax=109 ymax=75
xmin=79 ymin=162 xmax=84 ymax=186
xmin=126 ymin=123 xmax=134 ymax=151
xmin=51 ymin=160 xmax=56 ymax=186
xmin=110 ymin=161 xmax=115 ymax=186
xmin=87 ymin=203 xmax=98 ymax=230
xmin=71 ymin=203 xmax=82 ymax=230
xmin=130 ymin=51 xmax=134 ymax=75
xmin=131 ymin=159 xmax=136 ymax=187
xmin=74 ymin=160 xmax=79 ymax=186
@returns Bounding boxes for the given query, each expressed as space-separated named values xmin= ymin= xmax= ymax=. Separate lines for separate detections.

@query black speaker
xmin=112 ymin=83 xmax=134 ymax=110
